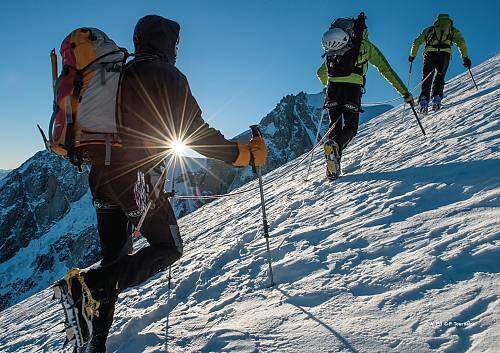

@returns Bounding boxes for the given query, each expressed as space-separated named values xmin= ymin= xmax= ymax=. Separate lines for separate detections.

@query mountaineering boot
xmin=432 ymin=95 xmax=442 ymax=111
xmin=323 ymin=139 xmax=341 ymax=181
xmin=53 ymin=268 xmax=100 ymax=349
xmin=419 ymin=99 xmax=429 ymax=114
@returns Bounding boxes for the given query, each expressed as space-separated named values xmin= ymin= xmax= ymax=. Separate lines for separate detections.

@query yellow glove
xmin=249 ymin=136 xmax=267 ymax=167
xmin=232 ymin=136 xmax=267 ymax=167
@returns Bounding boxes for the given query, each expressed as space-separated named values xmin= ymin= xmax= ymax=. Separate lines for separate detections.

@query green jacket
xmin=317 ymin=30 xmax=408 ymax=96
xmin=410 ymin=14 xmax=468 ymax=58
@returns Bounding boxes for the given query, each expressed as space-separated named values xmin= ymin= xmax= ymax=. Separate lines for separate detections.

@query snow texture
xmin=0 ymin=55 xmax=499 ymax=353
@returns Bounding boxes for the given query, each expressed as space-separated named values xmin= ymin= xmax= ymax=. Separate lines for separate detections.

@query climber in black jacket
xmin=58 ymin=15 xmax=267 ymax=352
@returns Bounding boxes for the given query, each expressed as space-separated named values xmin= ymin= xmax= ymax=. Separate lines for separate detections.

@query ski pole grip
xmin=250 ymin=125 xmax=262 ymax=138
xmin=249 ymin=125 xmax=262 ymax=174
xmin=409 ymin=62 xmax=413 ymax=74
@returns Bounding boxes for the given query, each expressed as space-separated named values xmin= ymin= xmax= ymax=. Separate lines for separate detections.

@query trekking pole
xmin=165 ymin=155 xmax=176 ymax=353
xmin=165 ymin=267 xmax=171 ymax=353
xmin=467 ymin=67 xmax=479 ymax=91
xmin=166 ymin=155 xmax=177 ymax=290
xmin=409 ymin=101 xmax=426 ymax=136
xmin=249 ymin=125 xmax=275 ymax=288
xmin=304 ymin=101 xmax=327 ymax=181
xmin=402 ymin=62 xmax=413 ymax=118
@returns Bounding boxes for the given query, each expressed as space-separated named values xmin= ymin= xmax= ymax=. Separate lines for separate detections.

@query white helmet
xmin=322 ymin=28 xmax=350 ymax=51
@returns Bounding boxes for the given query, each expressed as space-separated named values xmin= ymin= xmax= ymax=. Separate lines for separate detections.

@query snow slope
xmin=1 ymin=55 xmax=499 ymax=353
xmin=0 ymin=91 xmax=391 ymax=311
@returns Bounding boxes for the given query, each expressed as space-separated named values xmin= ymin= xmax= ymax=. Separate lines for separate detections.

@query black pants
xmin=85 ymin=163 xmax=182 ymax=352
xmin=420 ymin=51 xmax=451 ymax=101
xmin=327 ymin=82 xmax=362 ymax=156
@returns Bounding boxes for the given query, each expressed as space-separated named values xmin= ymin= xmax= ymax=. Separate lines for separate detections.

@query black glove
xmin=463 ymin=57 xmax=471 ymax=69
xmin=403 ymin=92 xmax=414 ymax=104
xmin=408 ymin=56 xmax=415 ymax=63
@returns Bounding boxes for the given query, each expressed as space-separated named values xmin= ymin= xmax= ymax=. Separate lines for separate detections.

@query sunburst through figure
xmin=170 ymin=139 xmax=187 ymax=156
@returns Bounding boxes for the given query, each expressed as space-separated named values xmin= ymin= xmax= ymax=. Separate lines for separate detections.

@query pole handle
xmin=249 ymin=125 xmax=262 ymax=174
xmin=250 ymin=125 xmax=262 ymax=138
xmin=409 ymin=61 xmax=413 ymax=74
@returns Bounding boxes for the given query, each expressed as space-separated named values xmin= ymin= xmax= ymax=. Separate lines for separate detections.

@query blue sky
xmin=0 ymin=0 xmax=498 ymax=169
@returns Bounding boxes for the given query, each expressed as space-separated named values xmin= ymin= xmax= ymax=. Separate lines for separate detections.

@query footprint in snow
xmin=201 ymin=328 xmax=258 ymax=353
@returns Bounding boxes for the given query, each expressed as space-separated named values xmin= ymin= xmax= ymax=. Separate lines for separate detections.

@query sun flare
xmin=170 ymin=139 xmax=187 ymax=156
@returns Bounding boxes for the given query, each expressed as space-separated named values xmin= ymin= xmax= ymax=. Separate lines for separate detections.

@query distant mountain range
xmin=0 ymin=170 xmax=10 ymax=180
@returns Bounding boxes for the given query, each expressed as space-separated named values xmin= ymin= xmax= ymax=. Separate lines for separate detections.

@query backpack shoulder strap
xmin=438 ymin=23 xmax=452 ymax=45
xmin=449 ymin=26 xmax=456 ymax=43
xmin=425 ymin=26 xmax=436 ymax=46
xmin=79 ymin=48 xmax=129 ymax=73
xmin=351 ymin=13 xmax=367 ymax=77
xmin=353 ymin=13 xmax=366 ymax=56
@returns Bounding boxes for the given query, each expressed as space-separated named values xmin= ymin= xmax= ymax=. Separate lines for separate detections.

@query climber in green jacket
xmin=317 ymin=12 xmax=412 ymax=180
xmin=409 ymin=13 xmax=471 ymax=112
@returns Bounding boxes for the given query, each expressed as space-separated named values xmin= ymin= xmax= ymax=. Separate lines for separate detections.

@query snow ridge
xmin=0 ymin=169 xmax=10 ymax=181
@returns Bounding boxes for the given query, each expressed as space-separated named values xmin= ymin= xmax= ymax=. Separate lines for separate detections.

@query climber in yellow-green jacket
xmin=317 ymin=12 xmax=412 ymax=180
xmin=409 ymin=13 xmax=471 ymax=112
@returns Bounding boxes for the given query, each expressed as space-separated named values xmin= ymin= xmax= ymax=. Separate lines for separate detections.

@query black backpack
xmin=324 ymin=12 xmax=366 ymax=77
xmin=425 ymin=18 xmax=454 ymax=50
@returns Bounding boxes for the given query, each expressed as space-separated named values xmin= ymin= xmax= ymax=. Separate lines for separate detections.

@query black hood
xmin=133 ymin=15 xmax=180 ymax=64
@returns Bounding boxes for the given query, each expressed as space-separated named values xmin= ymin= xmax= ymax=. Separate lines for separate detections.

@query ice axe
xmin=50 ymin=49 xmax=58 ymax=90
xmin=249 ymin=125 xmax=275 ymax=287
xmin=36 ymin=49 xmax=59 ymax=153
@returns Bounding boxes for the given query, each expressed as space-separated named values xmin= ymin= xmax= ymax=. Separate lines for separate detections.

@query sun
xmin=170 ymin=139 xmax=187 ymax=156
